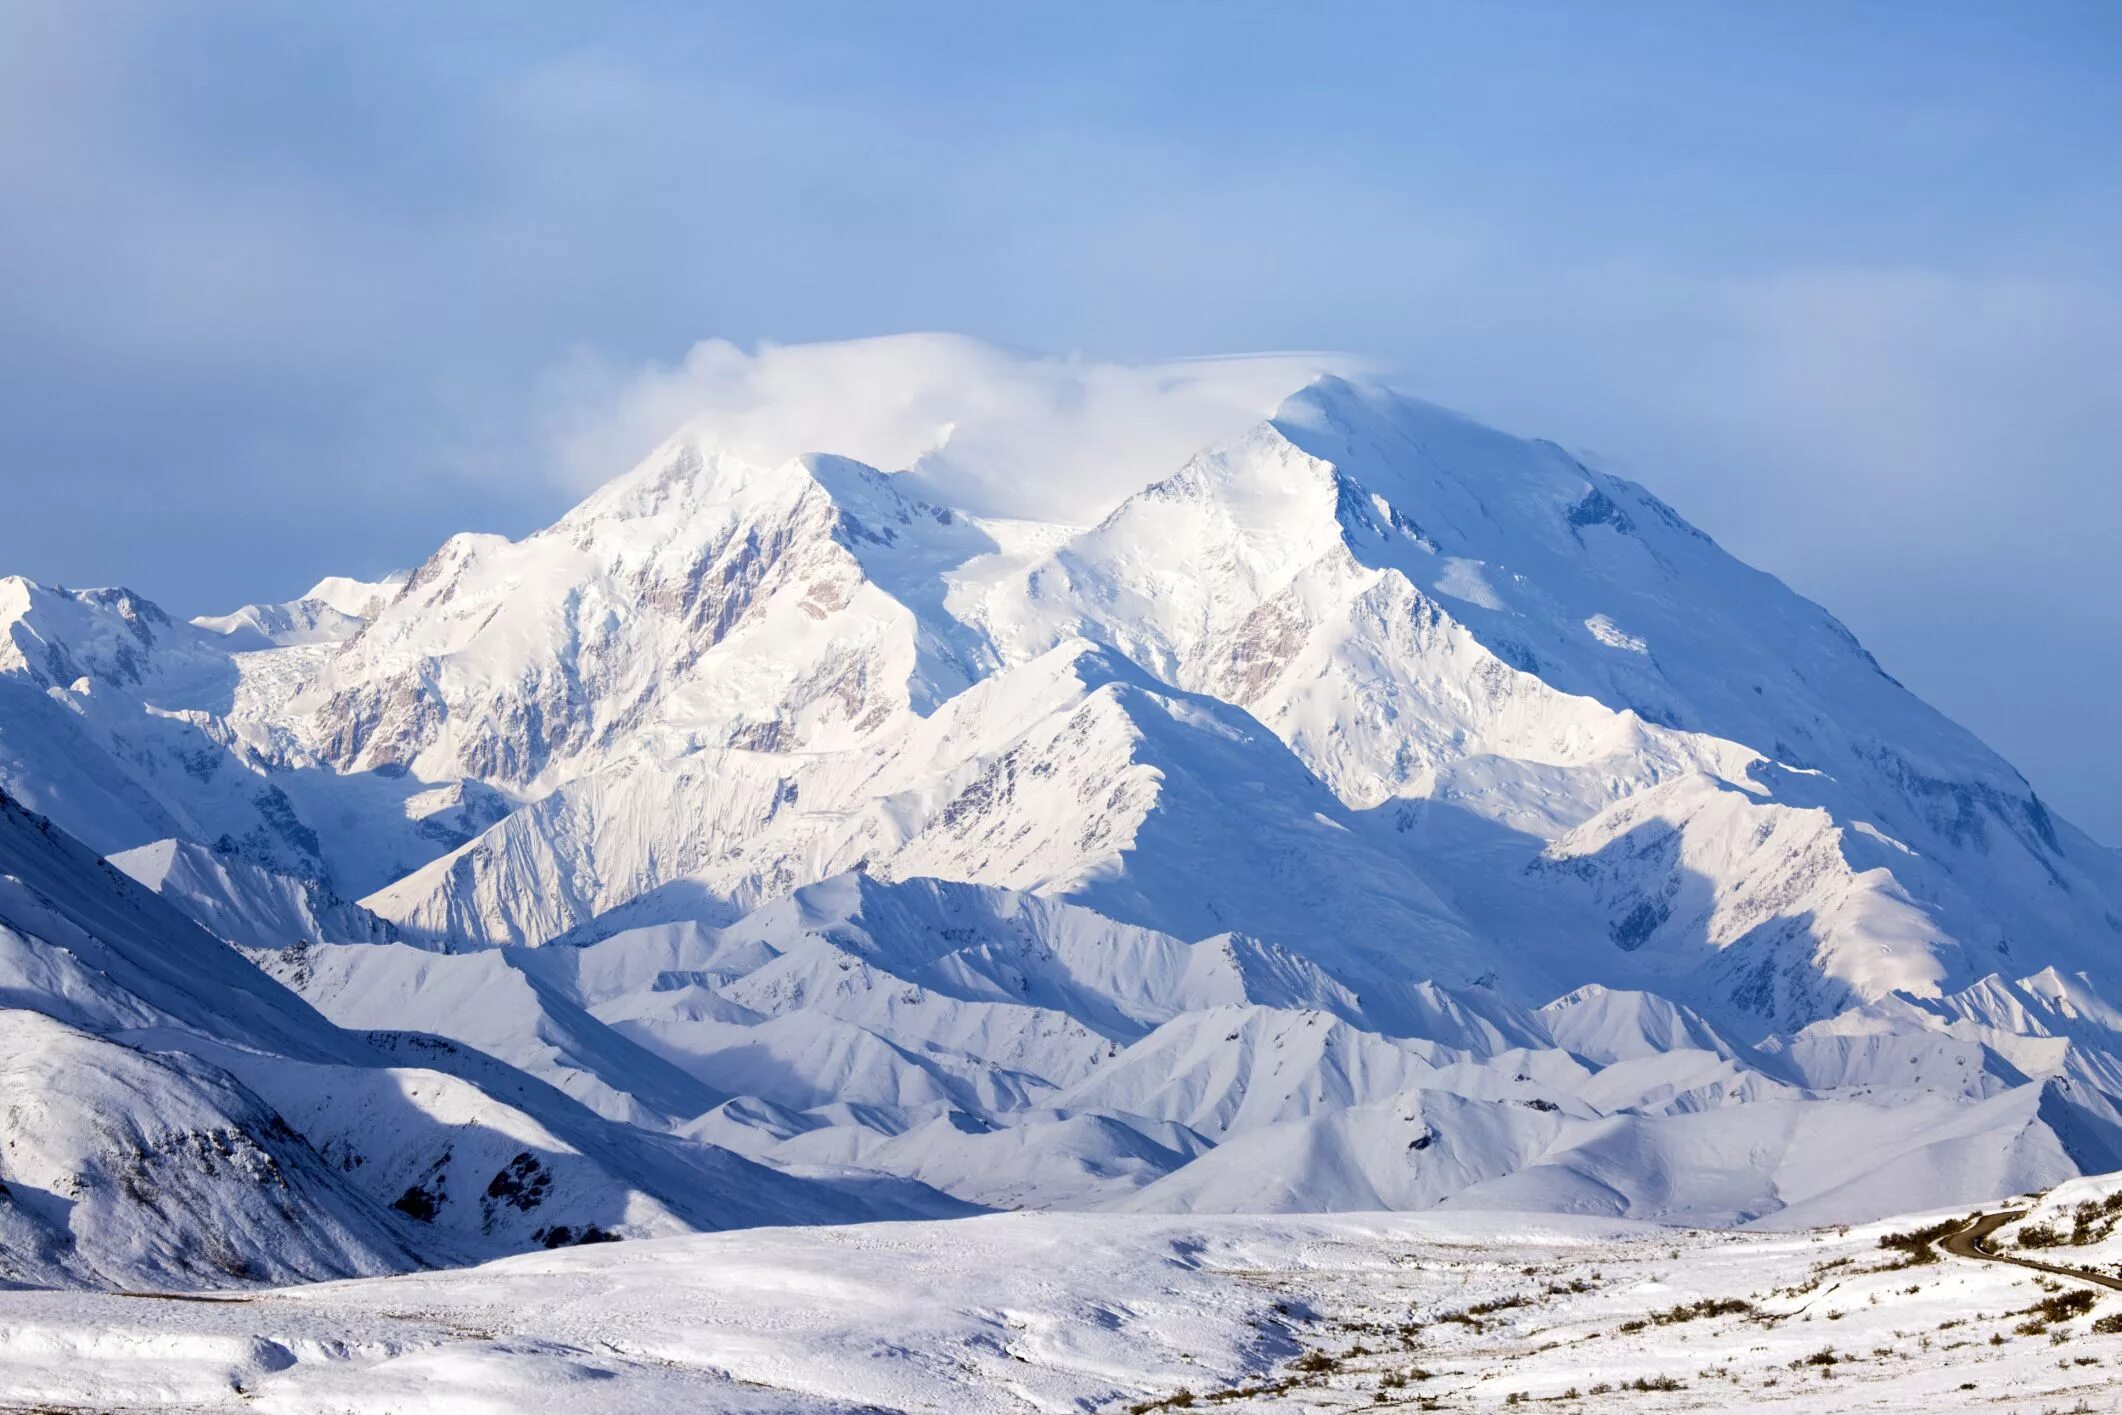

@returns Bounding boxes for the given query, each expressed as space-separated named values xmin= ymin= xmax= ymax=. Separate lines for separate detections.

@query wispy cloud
xmin=533 ymin=335 xmax=1362 ymax=521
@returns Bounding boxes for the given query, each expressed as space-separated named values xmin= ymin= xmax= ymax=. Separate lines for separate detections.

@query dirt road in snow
xmin=1943 ymin=1209 xmax=2122 ymax=1291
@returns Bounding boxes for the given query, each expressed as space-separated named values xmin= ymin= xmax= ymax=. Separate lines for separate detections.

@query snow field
xmin=1 ymin=1207 xmax=2119 ymax=1412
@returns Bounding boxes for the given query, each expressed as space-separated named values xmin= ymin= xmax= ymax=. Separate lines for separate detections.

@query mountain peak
xmin=6 ymin=346 xmax=2122 ymax=1266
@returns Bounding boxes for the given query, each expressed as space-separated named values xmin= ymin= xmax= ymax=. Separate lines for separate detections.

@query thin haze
xmin=0 ymin=2 xmax=2117 ymax=840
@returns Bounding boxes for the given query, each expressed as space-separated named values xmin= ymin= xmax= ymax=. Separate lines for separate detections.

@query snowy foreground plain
xmin=9 ymin=1191 xmax=2122 ymax=1413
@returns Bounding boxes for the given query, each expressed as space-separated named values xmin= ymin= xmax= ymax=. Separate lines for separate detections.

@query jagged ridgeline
xmin=3 ymin=340 xmax=2120 ymax=1287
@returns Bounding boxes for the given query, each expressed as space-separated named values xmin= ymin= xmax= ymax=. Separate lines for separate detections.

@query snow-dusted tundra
xmin=1 ymin=337 xmax=2120 ymax=1408
xmin=7 ymin=1198 xmax=2122 ymax=1411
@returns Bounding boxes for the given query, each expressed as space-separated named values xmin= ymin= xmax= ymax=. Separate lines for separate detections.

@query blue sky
xmin=1 ymin=1 xmax=2118 ymax=839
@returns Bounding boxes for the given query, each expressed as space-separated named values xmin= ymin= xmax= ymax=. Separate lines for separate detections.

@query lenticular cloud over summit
xmin=546 ymin=332 xmax=1364 ymax=521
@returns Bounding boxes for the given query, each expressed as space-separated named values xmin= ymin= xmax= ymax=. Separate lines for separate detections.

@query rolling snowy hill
xmin=0 ymin=788 xmax=938 ymax=1290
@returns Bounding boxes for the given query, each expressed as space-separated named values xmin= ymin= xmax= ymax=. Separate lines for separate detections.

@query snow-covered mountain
xmin=2 ymin=337 xmax=2118 ymax=1284
xmin=0 ymin=788 xmax=939 ymax=1290
xmin=192 ymin=570 xmax=410 ymax=650
xmin=0 ymin=574 xmax=509 ymax=894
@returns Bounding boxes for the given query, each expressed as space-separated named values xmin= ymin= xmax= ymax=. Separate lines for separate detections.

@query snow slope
xmin=109 ymin=838 xmax=403 ymax=951
xmin=191 ymin=570 xmax=408 ymax=651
